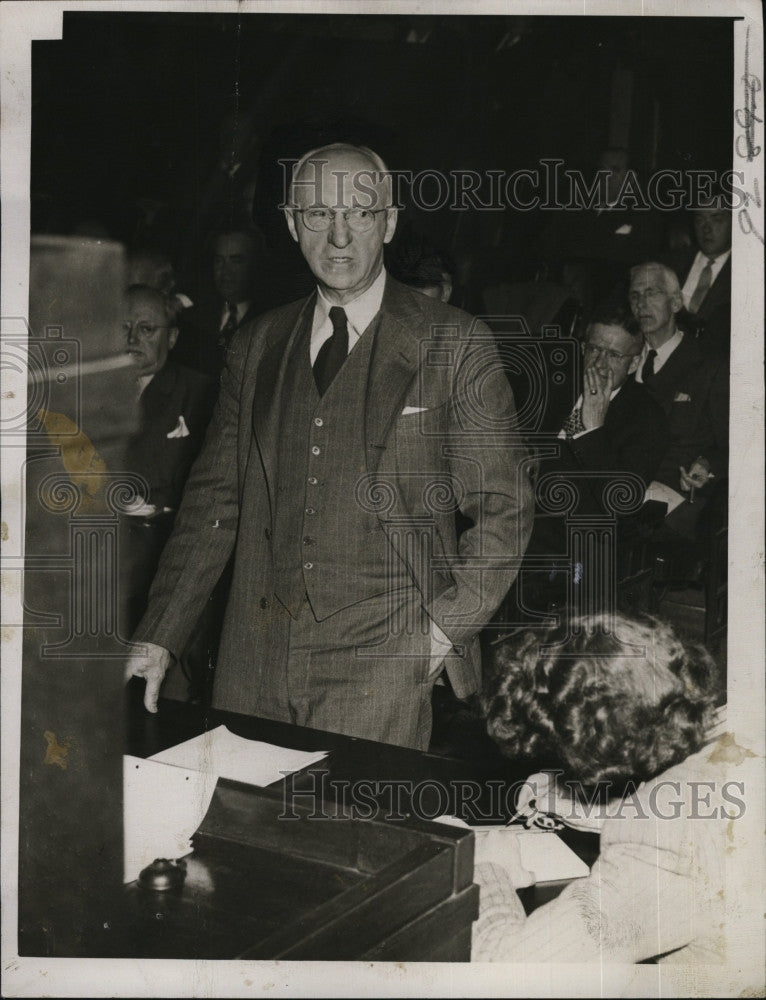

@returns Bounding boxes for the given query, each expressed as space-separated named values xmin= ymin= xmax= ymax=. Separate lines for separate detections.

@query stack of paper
xmin=149 ymin=725 xmax=329 ymax=787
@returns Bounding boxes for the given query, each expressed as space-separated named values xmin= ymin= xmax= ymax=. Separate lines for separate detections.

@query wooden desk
xmin=120 ymin=685 xmax=599 ymax=960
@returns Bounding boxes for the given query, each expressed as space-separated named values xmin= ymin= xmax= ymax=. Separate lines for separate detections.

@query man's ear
xmin=285 ymin=209 xmax=299 ymax=244
xmin=670 ymin=290 xmax=683 ymax=315
xmin=627 ymin=353 xmax=640 ymax=376
xmin=383 ymin=207 xmax=398 ymax=245
xmin=168 ymin=327 xmax=179 ymax=351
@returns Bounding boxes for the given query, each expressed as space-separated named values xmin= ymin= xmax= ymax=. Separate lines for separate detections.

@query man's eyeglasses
xmin=294 ymin=208 xmax=387 ymax=233
xmin=583 ymin=343 xmax=637 ymax=363
xmin=122 ymin=321 xmax=168 ymax=339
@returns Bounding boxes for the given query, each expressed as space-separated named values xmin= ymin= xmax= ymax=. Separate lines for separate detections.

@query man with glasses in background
xmin=126 ymin=143 xmax=533 ymax=750
xmin=520 ymin=302 xmax=667 ymax=599
xmin=121 ymin=285 xmax=215 ymax=696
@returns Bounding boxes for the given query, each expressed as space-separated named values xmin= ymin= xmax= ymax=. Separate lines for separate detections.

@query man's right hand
xmin=124 ymin=642 xmax=172 ymax=713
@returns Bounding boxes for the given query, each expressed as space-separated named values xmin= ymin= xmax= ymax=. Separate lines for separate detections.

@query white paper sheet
xmin=149 ymin=724 xmax=328 ymax=787
xmin=123 ymin=755 xmax=218 ymax=883
xmin=512 ymin=827 xmax=589 ymax=882
xmin=435 ymin=815 xmax=589 ymax=883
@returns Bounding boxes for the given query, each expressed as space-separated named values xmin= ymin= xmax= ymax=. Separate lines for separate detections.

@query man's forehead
xmin=694 ymin=209 xmax=730 ymax=222
xmin=294 ymin=152 xmax=389 ymax=205
xmin=587 ymin=323 xmax=633 ymax=345
xmin=214 ymin=234 xmax=252 ymax=255
xmin=630 ymin=267 xmax=665 ymax=289
xmin=127 ymin=290 xmax=164 ymax=315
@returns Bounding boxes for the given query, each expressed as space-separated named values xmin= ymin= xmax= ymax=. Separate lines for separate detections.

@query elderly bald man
xmin=126 ymin=143 xmax=533 ymax=749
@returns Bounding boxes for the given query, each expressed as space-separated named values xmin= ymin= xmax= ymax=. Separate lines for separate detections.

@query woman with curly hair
xmin=471 ymin=612 xmax=742 ymax=965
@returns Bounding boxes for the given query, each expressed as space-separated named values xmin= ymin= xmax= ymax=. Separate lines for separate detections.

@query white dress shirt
xmin=219 ymin=300 xmax=251 ymax=331
xmin=635 ymin=328 xmax=684 ymax=383
xmin=309 ymin=267 xmax=387 ymax=365
xmin=681 ymin=249 xmax=731 ymax=309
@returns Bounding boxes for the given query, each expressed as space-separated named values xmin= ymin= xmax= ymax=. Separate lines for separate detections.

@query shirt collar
xmin=314 ymin=267 xmax=387 ymax=340
xmin=696 ymin=247 xmax=731 ymax=270
xmin=637 ymin=327 xmax=684 ymax=380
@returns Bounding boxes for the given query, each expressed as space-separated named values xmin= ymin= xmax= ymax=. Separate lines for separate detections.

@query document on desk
xmin=436 ymin=815 xmax=589 ymax=883
xmin=123 ymin=755 xmax=218 ymax=883
xmin=512 ymin=827 xmax=589 ymax=882
xmin=149 ymin=724 xmax=329 ymax=786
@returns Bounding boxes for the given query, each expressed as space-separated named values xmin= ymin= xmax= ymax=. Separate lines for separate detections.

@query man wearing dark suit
xmin=629 ymin=262 xmax=729 ymax=542
xmin=174 ymin=228 xmax=264 ymax=378
xmin=669 ymin=208 xmax=732 ymax=353
xmin=526 ymin=303 xmax=667 ymax=563
xmin=121 ymin=285 xmax=216 ymax=635
xmin=126 ymin=143 xmax=534 ymax=750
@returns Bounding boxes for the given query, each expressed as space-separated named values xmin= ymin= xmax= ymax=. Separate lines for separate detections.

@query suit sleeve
xmin=426 ymin=327 xmax=535 ymax=648
xmin=132 ymin=330 xmax=255 ymax=657
xmin=564 ymin=392 xmax=668 ymax=485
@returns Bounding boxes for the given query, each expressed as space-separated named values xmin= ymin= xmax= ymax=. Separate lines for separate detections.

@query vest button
xmin=304 ymin=561 xmax=314 ymax=570
xmin=311 ymin=446 xmax=320 ymax=456
xmin=314 ymin=417 xmax=324 ymax=427
xmin=307 ymin=476 xmax=318 ymax=485
xmin=305 ymin=507 xmax=316 ymax=515
xmin=260 ymin=597 xmax=269 ymax=609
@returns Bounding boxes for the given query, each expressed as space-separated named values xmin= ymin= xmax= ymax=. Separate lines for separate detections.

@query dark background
xmin=32 ymin=12 xmax=734 ymax=265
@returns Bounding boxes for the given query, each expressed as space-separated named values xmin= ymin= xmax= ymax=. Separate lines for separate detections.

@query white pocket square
xmin=614 ymin=224 xmax=633 ymax=235
xmin=673 ymin=392 xmax=691 ymax=403
xmin=166 ymin=415 xmax=190 ymax=438
xmin=401 ymin=406 xmax=428 ymax=415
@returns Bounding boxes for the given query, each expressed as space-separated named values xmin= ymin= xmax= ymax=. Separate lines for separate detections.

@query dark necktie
xmin=218 ymin=301 xmax=238 ymax=348
xmin=313 ymin=306 xmax=349 ymax=396
xmin=688 ymin=257 xmax=715 ymax=314
xmin=641 ymin=348 xmax=657 ymax=383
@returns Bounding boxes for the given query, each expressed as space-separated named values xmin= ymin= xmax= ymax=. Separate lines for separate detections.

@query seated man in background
xmin=174 ymin=227 xmax=265 ymax=379
xmin=472 ymin=612 xmax=735 ymax=965
xmin=122 ymin=284 xmax=216 ymax=698
xmin=518 ymin=302 xmax=667 ymax=610
xmin=629 ymin=262 xmax=729 ymax=566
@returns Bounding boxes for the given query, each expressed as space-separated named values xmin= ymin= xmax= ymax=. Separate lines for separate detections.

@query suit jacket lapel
xmin=251 ymin=294 xmax=315 ymax=494
xmin=700 ymin=257 xmax=731 ymax=316
xmin=365 ymin=278 xmax=422 ymax=474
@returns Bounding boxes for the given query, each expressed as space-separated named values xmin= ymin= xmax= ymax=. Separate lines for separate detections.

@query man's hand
xmin=580 ymin=363 xmax=613 ymax=430
xmin=124 ymin=642 xmax=172 ymax=713
xmin=679 ymin=456 xmax=713 ymax=493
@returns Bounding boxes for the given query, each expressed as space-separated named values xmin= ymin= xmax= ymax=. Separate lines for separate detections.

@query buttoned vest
xmin=272 ymin=314 xmax=409 ymax=619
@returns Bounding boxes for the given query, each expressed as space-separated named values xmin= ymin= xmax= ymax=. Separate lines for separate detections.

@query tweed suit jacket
xmin=135 ymin=275 xmax=534 ymax=704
